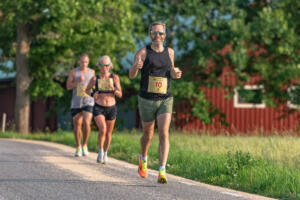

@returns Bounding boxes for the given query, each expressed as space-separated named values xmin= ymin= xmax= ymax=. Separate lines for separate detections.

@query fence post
xmin=2 ymin=113 xmax=6 ymax=133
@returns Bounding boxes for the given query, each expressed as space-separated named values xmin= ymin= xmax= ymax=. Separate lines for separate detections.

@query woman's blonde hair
xmin=97 ymin=55 xmax=113 ymax=68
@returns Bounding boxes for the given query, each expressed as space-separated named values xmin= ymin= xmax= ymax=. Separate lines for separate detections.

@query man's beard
xmin=152 ymin=40 xmax=163 ymax=45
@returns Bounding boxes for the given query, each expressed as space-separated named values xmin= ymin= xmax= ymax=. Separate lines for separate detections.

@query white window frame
xmin=287 ymin=86 xmax=300 ymax=109
xmin=234 ymin=85 xmax=266 ymax=108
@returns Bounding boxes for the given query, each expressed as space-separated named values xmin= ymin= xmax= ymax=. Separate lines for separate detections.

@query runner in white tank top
xmin=66 ymin=53 xmax=95 ymax=157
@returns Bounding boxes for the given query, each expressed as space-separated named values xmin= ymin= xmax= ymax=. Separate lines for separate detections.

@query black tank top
xmin=139 ymin=45 xmax=172 ymax=100
xmin=95 ymin=74 xmax=115 ymax=94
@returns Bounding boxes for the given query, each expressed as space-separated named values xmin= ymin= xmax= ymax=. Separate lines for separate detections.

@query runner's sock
xmin=141 ymin=155 xmax=147 ymax=162
xmin=159 ymin=166 xmax=166 ymax=171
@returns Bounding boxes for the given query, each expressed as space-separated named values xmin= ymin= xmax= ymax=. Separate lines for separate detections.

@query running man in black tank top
xmin=129 ymin=22 xmax=182 ymax=184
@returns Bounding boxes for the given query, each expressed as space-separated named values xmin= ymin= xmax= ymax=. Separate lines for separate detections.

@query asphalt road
xmin=0 ymin=139 xmax=276 ymax=200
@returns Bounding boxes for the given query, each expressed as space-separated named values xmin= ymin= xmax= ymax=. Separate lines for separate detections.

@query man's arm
xmin=66 ymin=69 xmax=79 ymax=90
xmin=129 ymin=48 xmax=146 ymax=79
xmin=168 ymin=47 xmax=182 ymax=79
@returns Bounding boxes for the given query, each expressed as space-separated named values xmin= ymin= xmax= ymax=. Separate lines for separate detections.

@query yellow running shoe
xmin=82 ymin=145 xmax=89 ymax=156
xmin=138 ymin=156 xmax=148 ymax=178
xmin=157 ymin=169 xmax=167 ymax=184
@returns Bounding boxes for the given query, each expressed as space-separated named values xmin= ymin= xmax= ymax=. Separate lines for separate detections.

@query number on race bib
xmin=148 ymin=76 xmax=167 ymax=94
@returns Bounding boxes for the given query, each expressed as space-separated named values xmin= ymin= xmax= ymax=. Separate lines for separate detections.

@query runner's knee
xmin=73 ymin=120 xmax=82 ymax=128
xmin=83 ymin=120 xmax=91 ymax=128
xmin=99 ymin=126 xmax=106 ymax=134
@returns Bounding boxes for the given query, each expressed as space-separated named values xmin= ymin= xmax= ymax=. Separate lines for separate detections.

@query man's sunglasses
xmin=150 ymin=30 xmax=165 ymax=36
xmin=99 ymin=63 xmax=110 ymax=67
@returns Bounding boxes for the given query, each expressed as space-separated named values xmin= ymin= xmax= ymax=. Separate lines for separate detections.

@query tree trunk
xmin=15 ymin=23 xmax=32 ymax=134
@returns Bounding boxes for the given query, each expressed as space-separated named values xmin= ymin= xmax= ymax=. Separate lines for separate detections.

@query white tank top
xmin=71 ymin=68 xmax=94 ymax=108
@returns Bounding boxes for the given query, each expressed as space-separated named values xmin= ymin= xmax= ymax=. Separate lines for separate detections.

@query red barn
xmin=173 ymin=68 xmax=300 ymax=135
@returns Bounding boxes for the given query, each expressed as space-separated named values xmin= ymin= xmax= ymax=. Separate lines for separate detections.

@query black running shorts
xmin=93 ymin=104 xmax=117 ymax=120
xmin=71 ymin=106 xmax=93 ymax=117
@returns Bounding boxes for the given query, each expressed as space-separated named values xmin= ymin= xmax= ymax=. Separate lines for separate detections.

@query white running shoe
xmin=102 ymin=154 xmax=107 ymax=164
xmin=97 ymin=152 xmax=103 ymax=163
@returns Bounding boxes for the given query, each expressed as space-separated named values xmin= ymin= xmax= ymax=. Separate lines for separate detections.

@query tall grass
xmin=1 ymin=130 xmax=300 ymax=199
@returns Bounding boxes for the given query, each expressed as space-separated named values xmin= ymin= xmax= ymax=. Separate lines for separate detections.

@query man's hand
xmin=78 ymin=75 xmax=85 ymax=82
xmin=135 ymin=57 xmax=143 ymax=70
xmin=129 ymin=48 xmax=146 ymax=79
xmin=172 ymin=67 xmax=182 ymax=79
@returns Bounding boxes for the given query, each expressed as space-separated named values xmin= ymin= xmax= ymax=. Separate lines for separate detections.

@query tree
xmin=0 ymin=0 xmax=138 ymax=133
xmin=131 ymin=0 xmax=300 ymax=123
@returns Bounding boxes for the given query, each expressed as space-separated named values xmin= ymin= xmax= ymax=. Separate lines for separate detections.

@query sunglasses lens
xmin=100 ymin=64 xmax=110 ymax=67
xmin=151 ymin=31 xmax=164 ymax=35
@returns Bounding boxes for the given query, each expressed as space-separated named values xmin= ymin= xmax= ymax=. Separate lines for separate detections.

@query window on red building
xmin=234 ymin=85 xmax=265 ymax=108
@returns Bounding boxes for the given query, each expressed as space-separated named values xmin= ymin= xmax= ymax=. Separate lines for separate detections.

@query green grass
xmin=1 ymin=130 xmax=300 ymax=199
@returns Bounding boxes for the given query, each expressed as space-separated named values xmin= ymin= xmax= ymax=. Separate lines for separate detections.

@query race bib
xmin=97 ymin=78 xmax=113 ymax=91
xmin=76 ymin=85 xmax=89 ymax=97
xmin=147 ymin=76 xmax=167 ymax=94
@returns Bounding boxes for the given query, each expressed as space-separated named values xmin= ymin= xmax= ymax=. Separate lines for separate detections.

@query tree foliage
xmin=0 ymin=0 xmax=140 ymax=132
xmin=0 ymin=0 xmax=139 ymax=110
